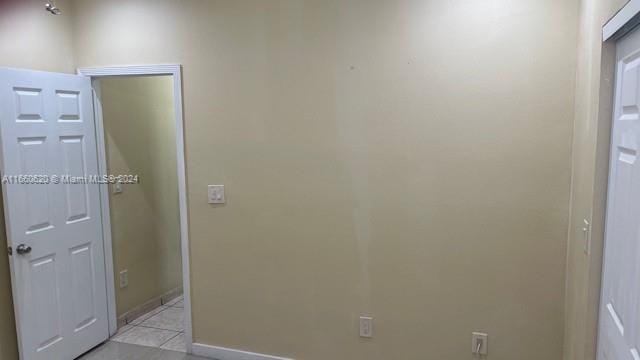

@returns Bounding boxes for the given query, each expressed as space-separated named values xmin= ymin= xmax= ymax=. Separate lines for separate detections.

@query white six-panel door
xmin=0 ymin=68 xmax=108 ymax=360
xmin=598 ymin=26 xmax=640 ymax=360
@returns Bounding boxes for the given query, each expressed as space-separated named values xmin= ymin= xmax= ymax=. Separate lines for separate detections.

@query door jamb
xmin=77 ymin=64 xmax=193 ymax=353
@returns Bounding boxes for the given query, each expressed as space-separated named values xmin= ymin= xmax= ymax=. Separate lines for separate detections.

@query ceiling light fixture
xmin=45 ymin=1 xmax=61 ymax=15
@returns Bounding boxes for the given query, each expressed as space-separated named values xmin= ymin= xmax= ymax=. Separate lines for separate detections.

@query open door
xmin=0 ymin=68 xmax=109 ymax=360
xmin=598 ymin=24 xmax=640 ymax=360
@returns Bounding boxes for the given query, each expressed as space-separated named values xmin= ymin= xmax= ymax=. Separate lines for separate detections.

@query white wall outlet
xmin=113 ymin=181 xmax=123 ymax=194
xmin=119 ymin=269 xmax=128 ymax=288
xmin=472 ymin=332 xmax=488 ymax=356
xmin=359 ymin=316 xmax=373 ymax=338
xmin=208 ymin=185 xmax=225 ymax=204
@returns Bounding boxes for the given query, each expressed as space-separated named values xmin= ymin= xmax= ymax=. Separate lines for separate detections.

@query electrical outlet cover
xmin=119 ymin=269 xmax=129 ymax=288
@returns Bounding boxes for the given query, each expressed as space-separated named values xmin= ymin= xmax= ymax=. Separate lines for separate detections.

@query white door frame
xmin=603 ymin=0 xmax=640 ymax=41
xmin=76 ymin=64 xmax=193 ymax=353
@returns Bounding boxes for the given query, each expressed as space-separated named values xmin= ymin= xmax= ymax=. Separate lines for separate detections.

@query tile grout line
xmin=158 ymin=331 xmax=182 ymax=349
xmin=113 ymin=325 xmax=135 ymax=338
xmin=135 ymin=324 xmax=184 ymax=332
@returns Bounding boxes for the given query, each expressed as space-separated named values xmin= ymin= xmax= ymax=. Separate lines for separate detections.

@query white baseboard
xmin=191 ymin=343 xmax=293 ymax=360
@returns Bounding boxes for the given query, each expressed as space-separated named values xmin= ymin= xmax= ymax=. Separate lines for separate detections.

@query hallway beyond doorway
xmin=110 ymin=296 xmax=185 ymax=352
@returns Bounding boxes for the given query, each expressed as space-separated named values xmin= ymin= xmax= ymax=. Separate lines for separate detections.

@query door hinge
xmin=7 ymin=246 xmax=12 ymax=256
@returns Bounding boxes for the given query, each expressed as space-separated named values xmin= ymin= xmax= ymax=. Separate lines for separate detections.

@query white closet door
xmin=0 ymin=68 xmax=108 ymax=360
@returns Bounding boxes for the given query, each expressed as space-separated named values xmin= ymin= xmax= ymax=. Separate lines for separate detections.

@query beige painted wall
xmin=100 ymin=76 xmax=181 ymax=317
xmin=0 ymin=1 xmax=75 ymax=359
xmin=72 ymin=1 xmax=579 ymax=359
xmin=563 ymin=0 xmax=629 ymax=359
xmin=0 ymin=0 xmax=75 ymax=73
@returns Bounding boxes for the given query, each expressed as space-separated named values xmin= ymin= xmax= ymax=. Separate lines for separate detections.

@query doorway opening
xmin=79 ymin=65 xmax=193 ymax=354
xmin=98 ymin=75 xmax=184 ymax=351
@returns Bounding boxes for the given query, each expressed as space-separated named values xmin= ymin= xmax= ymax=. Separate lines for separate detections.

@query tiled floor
xmin=110 ymin=295 xmax=186 ymax=352
xmin=79 ymin=341 xmax=207 ymax=360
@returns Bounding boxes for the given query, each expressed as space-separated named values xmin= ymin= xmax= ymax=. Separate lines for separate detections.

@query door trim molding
xmin=604 ymin=0 xmax=640 ymax=41
xmin=77 ymin=64 xmax=194 ymax=354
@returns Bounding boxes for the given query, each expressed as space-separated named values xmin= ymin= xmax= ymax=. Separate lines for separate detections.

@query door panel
xmin=0 ymin=68 xmax=108 ymax=360
xmin=60 ymin=135 xmax=90 ymax=223
xmin=56 ymin=90 xmax=82 ymax=122
xmin=70 ymin=244 xmax=97 ymax=331
xmin=29 ymin=255 xmax=63 ymax=353
xmin=18 ymin=137 xmax=52 ymax=233
xmin=14 ymin=88 xmax=45 ymax=122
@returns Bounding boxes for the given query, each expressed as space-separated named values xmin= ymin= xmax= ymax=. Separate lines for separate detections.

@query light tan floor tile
xmin=111 ymin=326 xmax=179 ymax=348
xmin=140 ymin=307 xmax=184 ymax=332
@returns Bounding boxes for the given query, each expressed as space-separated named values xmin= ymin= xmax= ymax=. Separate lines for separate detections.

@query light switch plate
xmin=359 ymin=316 xmax=373 ymax=338
xmin=208 ymin=185 xmax=225 ymax=204
xmin=113 ymin=181 xmax=123 ymax=194
xmin=472 ymin=332 xmax=488 ymax=355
